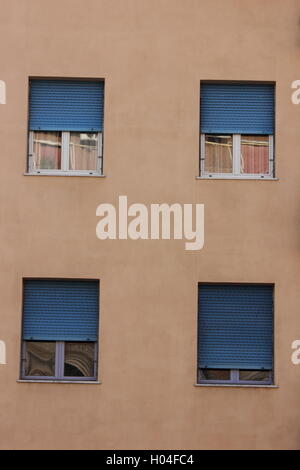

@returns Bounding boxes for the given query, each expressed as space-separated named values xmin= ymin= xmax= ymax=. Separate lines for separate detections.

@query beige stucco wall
xmin=0 ymin=0 xmax=300 ymax=449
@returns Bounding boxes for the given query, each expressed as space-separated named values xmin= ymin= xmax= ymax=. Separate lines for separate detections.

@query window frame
xmin=28 ymin=131 xmax=103 ymax=176
xmin=199 ymin=133 xmax=274 ymax=179
xmin=21 ymin=340 xmax=98 ymax=382
xmin=198 ymin=368 xmax=273 ymax=386
xmin=197 ymin=282 xmax=274 ymax=386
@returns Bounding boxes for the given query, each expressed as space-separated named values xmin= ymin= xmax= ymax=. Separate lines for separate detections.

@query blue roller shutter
xmin=198 ymin=284 xmax=273 ymax=370
xmin=29 ymin=79 xmax=104 ymax=131
xmin=200 ymin=83 xmax=274 ymax=134
xmin=23 ymin=279 xmax=99 ymax=342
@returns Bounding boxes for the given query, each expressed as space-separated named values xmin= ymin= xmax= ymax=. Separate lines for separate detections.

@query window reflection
xmin=64 ymin=342 xmax=95 ymax=377
xmin=25 ymin=342 xmax=56 ymax=377
xmin=239 ymin=370 xmax=271 ymax=381
xmin=241 ymin=135 xmax=269 ymax=174
xmin=204 ymin=135 xmax=233 ymax=173
xmin=200 ymin=369 xmax=231 ymax=380
xmin=69 ymin=133 xmax=98 ymax=171
xmin=32 ymin=132 xmax=62 ymax=170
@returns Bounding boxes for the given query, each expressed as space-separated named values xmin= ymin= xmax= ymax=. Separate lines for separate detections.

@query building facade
xmin=0 ymin=0 xmax=300 ymax=450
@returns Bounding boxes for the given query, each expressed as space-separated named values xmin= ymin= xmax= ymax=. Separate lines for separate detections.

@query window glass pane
xmin=32 ymin=132 xmax=62 ymax=170
xmin=69 ymin=132 xmax=98 ymax=171
xmin=241 ymin=135 xmax=270 ymax=174
xmin=239 ymin=370 xmax=271 ymax=382
xmin=204 ymin=135 xmax=233 ymax=174
xmin=199 ymin=369 xmax=231 ymax=381
xmin=64 ymin=342 xmax=96 ymax=378
xmin=24 ymin=341 xmax=56 ymax=377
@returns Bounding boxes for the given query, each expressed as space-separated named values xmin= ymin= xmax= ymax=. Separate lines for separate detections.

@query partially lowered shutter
xmin=23 ymin=279 xmax=99 ymax=342
xmin=29 ymin=79 xmax=104 ymax=132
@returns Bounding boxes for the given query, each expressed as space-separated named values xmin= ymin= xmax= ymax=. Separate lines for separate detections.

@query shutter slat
xmin=198 ymin=284 xmax=273 ymax=370
xmin=23 ymin=280 xmax=99 ymax=342
xmin=200 ymin=83 xmax=274 ymax=134
xmin=29 ymin=80 xmax=104 ymax=131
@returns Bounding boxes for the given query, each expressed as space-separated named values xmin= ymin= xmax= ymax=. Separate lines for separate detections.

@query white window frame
xmin=28 ymin=131 xmax=103 ymax=176
xmin=198 ymin=368 xmax=273 ymax=385
xmin=21 ymin=340 xmax=98 ymax=382
xmin=200 ymin=134 xmax=274 ymax=179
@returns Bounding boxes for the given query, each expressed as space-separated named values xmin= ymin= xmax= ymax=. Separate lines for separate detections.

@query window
xmin=197 ymin=284 xmax=274 ymax=385
xmin=28 ymin=79 xmax=104 ymax=175
xmin=200 ymin=83 xmax=275 ymax=179
xmin=21 ymin=279 xmax=99 ymax=381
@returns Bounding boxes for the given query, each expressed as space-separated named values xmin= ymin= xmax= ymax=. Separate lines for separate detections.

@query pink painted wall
xmin=0 ymin=0 xmax=299 ymax=449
